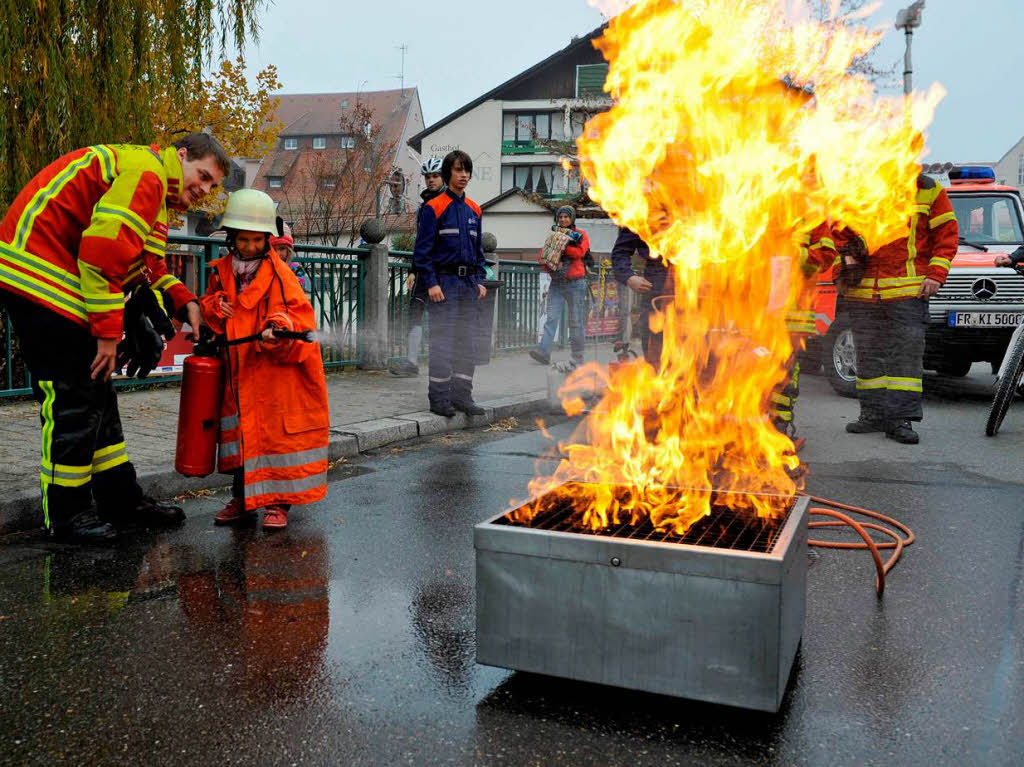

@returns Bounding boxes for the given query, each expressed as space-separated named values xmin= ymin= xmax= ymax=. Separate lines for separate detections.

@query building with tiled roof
xmin=252 ymin=88 xmax=425 ymax=245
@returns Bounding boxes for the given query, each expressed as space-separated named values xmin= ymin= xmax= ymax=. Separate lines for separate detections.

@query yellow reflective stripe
xmin=856 ymin=377 xmax=888 ymax=390
xmin=770 ymin=392 xmax=791 ymax=405
xmin=917 ymin=186 xmax=941 ymax=205
xmin=0 ymin=242 xmax=82 ymax=289
xmin=771 ymin=410 xmax=793 ymax=421
xmin=876 ymin=276 xmax=924 ymax=287
xmin=40 ymin=467 xmax=92 ymax=487
xmin=15 ymin=151 xmax=98 ymax=250
xmin=91 ymin=144 xmax=116 ymax=184
xmin=809 ymin=237 xmax=835 ymax=250
xmin=39 ymin=381 xmax=56 ymax=528
xmin=888 ymin=376 xmax=922 ymax=392
xmin=144 ymin=237 xmax=166 ymax=255
xmin=929 ymin=211 xmax=956 ymax=228
xmin=151 ymin=274 xmax=180 ymax=291
xmin=77 ymin=260 xmax=123 ymax=315
xmin=93 ymin=442 xmax=128 ymax=473
xmin=0 ymin=254 xmax=88 ymax=320
xmin=929 ymin=258 xmax=951 ymax=270
xmin=94 ymin=204 xmax=149 ymax=240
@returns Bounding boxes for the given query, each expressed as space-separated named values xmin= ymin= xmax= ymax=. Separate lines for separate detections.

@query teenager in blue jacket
xmin=412 ymin=150 xmax=488 ymax=417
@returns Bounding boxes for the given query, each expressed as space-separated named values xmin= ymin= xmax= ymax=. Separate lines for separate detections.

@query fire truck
xmin=807 ymin=166 xmax=1024 ymax=396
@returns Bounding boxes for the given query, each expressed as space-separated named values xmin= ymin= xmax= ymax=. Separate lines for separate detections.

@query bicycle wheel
xmin=986 ymin=326 xmax=1024 ymax=436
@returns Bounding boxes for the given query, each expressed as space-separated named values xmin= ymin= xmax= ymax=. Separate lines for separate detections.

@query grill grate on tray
xmin=498 ymin=484 xmax=792 ymax=555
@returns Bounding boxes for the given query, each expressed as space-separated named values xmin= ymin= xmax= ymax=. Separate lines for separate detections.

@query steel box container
xmin=474 ymin=492 xmax=808 ymax=712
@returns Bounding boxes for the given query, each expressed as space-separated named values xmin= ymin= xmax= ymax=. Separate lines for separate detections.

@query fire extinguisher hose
xmin=800 ymin=494 xmax=915 ymax=598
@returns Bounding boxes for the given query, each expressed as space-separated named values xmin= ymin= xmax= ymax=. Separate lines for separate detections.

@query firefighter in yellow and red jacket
xmin=839 ymin=173 xmax=959 ymax=444
xmin=771 ymin=221 xmax=839 ymax=449
xmin=0 ymin=133 xmax=228 ymax=542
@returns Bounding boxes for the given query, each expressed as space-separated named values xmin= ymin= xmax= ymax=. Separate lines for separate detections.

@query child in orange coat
xmin=198 ymin=189 xmax=329 ymax=530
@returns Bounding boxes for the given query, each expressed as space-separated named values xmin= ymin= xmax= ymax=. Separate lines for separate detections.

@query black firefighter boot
xmin=51 ymin=509 xmax=119 ymax=544
xmin=885 ymin=420 xmax=920 ymax=444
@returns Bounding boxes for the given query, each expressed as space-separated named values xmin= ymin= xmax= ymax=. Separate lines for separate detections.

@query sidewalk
xmin=0 ymin=343 xmax=616 ymax=533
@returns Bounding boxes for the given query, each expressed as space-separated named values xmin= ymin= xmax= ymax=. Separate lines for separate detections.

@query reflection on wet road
xmin=0 ymin=413 xmax=1022 ymax=766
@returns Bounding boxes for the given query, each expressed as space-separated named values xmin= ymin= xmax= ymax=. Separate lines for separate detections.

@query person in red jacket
xmin=199 ymin=190 xmax=329 ymax=531
xmin=529 ymin=206 xmax=591 ymax=366
xmin=841 ymin=173 xmax=959 ymax=444
xmin=0 ymin=133 xmax=227 ymax=542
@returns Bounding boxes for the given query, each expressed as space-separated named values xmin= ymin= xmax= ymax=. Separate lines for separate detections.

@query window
xmin=267 ymin=176 xmax=283 ymax=189
xmin=341 ymin=136 xmax=356 ymax=149
xmin=502 ymin=112 xmax=556 ymax=144
xmin=1018 ymin=153 xmax=1024 ymax=186
xmin=313 ymin=137 xmax=327 ymax=150
xmin=323 ymin=175 xmax=338 ymax=189
xmin=950 ymin=195 xmax=1024 ymax=244
xmin=284 ymin=138 xmax=297 ymax=150
xmin=340 ymin=99 xmax=349 ymax=109
xmin=502 ymin=164 xmax=567 ymax=195
xmin=576 ymin=63 xmax=609 ymax=98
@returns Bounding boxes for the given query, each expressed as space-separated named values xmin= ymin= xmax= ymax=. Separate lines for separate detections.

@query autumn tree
xmin=280 ymin=102 xmax=402 ymax=247
xmin=0 ymin=0 xmax=271 ymax=213
xmin=153 ymin=57 xmax=283 ymax=213
xmin=813 ymin=0 xmax=899 ymax=86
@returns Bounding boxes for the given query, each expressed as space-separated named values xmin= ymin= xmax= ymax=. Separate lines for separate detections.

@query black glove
xmin=131 ymin=284 xmax=176 ymax=341
xmin=836 ymin=234 xmax=868 ymax=292
xmin=1008 ymin=245 xmax=1024 ymax=266
xmin=117 ymin=286 xmax=169 ymax=379
xmin=116 ymin=313 xmax=164 ymax=379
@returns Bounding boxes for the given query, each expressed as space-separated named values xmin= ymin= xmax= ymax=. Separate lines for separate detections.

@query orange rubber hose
xmin=800 ymin=494 xmax=915 ymax=598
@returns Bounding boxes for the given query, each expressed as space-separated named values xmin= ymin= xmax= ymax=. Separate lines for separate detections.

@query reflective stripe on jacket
xmin=0 ymin=144 xmax=193 ymax=338
xmin=787 ymin=221 xmax=837 ymax=335
xmin=842 ymin=175 xmax=959 ymax=302
xmin=200 ymin=249 xmax=329 ymax=510
xmin=412 ymin=189 xmax=486 ymax=289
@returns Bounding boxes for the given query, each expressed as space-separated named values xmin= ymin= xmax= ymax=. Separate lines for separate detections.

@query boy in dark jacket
xmin=412 ymin=150 xmax=488 ymax=417
xmin=390 ymin=158 xmax=445 ymax=377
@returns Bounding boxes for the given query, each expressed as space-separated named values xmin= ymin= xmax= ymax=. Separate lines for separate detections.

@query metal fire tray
xmin=474 ymin=486 xmax=808 ymax=712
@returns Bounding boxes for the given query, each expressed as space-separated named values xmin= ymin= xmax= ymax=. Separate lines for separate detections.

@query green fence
xmin=0 ymin=240 xmax=620 ymax=398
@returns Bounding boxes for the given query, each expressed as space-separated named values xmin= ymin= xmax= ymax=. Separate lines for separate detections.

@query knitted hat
xmin=554 ymin=205 xmax=576 ymax=225
xmin=270 ymin=220 xmax=294 ymax=250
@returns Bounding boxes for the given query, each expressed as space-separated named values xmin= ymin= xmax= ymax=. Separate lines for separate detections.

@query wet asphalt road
xmin=0 ymin=372 xmax=1022 ymax=766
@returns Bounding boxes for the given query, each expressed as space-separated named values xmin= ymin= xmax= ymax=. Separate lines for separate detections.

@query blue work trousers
xmin=538 ymin=277 xmax=587 ymax=361
xmin=427 ymin=274 xmax=481 ymax=405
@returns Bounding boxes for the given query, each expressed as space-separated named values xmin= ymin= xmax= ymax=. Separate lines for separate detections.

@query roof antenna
xmin=395 ymin=44 xmax=408 ymax=93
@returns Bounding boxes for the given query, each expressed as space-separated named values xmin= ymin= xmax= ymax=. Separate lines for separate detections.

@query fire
xmin=514 ymin=0 xmax=943 ymax=534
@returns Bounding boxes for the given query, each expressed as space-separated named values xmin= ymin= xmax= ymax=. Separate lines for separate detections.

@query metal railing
xmin=1 ymin=240 xmax=622 ymax=398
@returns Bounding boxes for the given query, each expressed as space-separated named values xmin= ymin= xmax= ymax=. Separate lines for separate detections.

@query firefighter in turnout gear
xmin=771 ymin=222 xmax=838 ymax=449
xmin=0 ymin=134 xmax=229 ymax=542
xmin=412 ymin=150 xmax=488 ymax=417
xmin=840 ymin=173 xmax=959 ymax=444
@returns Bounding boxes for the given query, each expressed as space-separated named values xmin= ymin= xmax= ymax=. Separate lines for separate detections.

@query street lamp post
xmin=895 ymin=1 xmax=926 ymax=96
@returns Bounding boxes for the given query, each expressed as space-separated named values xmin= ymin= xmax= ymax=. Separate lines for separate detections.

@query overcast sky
xmin=244 ymin=0 xmax=1023 ymax=162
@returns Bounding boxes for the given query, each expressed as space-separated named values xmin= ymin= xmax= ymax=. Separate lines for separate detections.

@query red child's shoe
xmin=214 ymin=498 xmax=254 ymax=526
xmin=262 ymin=505 xmax=289 ymax=530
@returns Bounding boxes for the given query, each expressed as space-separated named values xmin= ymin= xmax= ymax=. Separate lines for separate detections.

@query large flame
xmin=515 ymin=0 xmax=943 ymax=534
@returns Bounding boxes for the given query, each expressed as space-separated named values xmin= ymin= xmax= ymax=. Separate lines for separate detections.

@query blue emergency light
xmin=948 ymin=166 xmax=996 ymax=182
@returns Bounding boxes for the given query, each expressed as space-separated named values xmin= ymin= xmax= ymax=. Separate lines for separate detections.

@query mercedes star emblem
xmin=972 ymin=278 xmax=997 ymax=300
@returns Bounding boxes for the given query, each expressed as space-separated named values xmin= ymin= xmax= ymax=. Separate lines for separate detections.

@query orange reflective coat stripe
xmin=200 ymin=249 xmax=329 ymax=510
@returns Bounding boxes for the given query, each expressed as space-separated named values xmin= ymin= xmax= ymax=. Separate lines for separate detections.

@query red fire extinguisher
xmin=175 ymin=331 xmax=223 ymax=478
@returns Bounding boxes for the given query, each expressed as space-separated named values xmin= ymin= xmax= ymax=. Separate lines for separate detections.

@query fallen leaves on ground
xmin=172 ymin=488 xmax=218 ymax=502
xmin=487 ymin=417 xmax=518 ymax=432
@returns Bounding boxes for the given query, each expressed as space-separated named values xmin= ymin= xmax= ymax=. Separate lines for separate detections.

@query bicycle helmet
xmin=421 ymin=157 xmax=443 ymax=176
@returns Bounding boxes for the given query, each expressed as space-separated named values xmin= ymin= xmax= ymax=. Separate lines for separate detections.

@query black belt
xmin=436 ymin=265 xmax=473 ymax=277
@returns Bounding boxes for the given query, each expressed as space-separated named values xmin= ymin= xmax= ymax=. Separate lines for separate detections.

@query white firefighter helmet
xmin=221 ymin=188 xmax=278 ymax=235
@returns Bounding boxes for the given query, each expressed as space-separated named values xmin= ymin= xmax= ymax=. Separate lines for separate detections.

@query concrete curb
xmin=0 ymin=390 xmax=550 ymax=535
